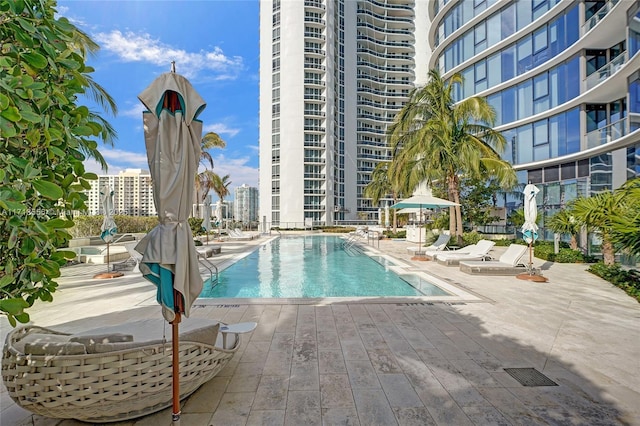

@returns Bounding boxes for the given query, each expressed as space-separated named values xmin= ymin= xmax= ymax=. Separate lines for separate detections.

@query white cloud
xmin=198 ymin=154 xmax=259 ymax=197
xmin=84 ymin=148 xmax=150 ymax=175
xmin=203 ymin=123 xmax=241 ymax=137
xmin=94 ymin=30 xmax=243 ymax=79
xmin=120 ymin=103 xmax=146 ymax=119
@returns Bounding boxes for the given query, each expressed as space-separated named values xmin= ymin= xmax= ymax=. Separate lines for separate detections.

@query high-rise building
xmin=234 ymin=184 xmax=259 ymax=224
xmin=84 ymin=169 xmax=156 ymax=217
xmin=260 ymin=0 xmax=640 ymax=232
xmin=431 ymin=0 xmax=640 ymax=237
xmin=259 ymin=0 xmax=430 ymax=227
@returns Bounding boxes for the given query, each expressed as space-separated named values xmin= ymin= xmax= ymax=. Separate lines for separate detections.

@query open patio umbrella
xmin=94 ymin=184 xmax=122 ymax=278
xmin=517 ymin=183 xmax=548 ymax=282
xmin=135 ymin=65 xmax=205 ymax=424
xmin=391 ymin=190 xmax=458 ymax=257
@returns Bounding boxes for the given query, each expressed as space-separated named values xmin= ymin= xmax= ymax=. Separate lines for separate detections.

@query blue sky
xmin=58 ymin=0 xmax=260 ymax=196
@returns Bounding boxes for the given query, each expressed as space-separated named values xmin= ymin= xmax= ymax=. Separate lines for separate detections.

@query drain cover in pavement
xmin=504 ymin=368 xmax=558 ymax=387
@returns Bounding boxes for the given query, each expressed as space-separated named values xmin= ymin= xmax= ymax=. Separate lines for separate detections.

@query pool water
xmin=200 ymin=235 xmax=450 ymax=298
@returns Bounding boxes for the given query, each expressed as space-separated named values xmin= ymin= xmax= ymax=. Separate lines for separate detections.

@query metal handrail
xmin=100 ymin=233 xmax=137 ymax=253
xmin=198 ymin=257 xmax=218 ymax=287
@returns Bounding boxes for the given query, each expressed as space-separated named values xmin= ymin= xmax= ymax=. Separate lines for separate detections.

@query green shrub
xmin=588 ymin=263 xmax=640 ymax=302
xmin=321 ymin=227 xmax=355 ymax=234
xmin=188 ymin=217 xmax=204 ymax=236
xmin=555 ymin=248 xmax=586 ymax=263
xmin=461 ymin=231 xmax=482 ymax=246
xmin=423 ymin=230 xmax=437 ymax=246
xmin=492 ymin=238 xmax=515 ymax=247
xmin=384 ymin=230 xmax=406 ymax=239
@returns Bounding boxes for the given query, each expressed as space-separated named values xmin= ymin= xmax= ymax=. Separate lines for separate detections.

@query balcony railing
xmin=585 ymin=51 xmax=627 ymax=90
xmin=582 ymin=0 xmax=620 ymax=35
xmin=585 ymin=117 xmax=628 ymax=149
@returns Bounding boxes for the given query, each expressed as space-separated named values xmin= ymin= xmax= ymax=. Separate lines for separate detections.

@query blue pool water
xmin=200 ymin=235 xmax=450 ymax=298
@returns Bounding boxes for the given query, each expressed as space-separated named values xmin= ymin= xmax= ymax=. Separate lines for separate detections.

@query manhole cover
xmin=503 ymin=368 xmax=558 ymax=387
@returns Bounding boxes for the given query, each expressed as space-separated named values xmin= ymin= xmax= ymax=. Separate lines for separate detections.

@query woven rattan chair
xmin=2 ymin=319 xmax=256 ymax=423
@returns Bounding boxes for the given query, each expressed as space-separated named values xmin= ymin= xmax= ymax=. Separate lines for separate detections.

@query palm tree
xmin=546 ymin=210 xmax=580 ymax=250
xmin=194 ymin=131 xmax=226 ymax=209
xmin=388 ymin=69 xmax=517 ymax=243
xmin=364 ymin=162 xmax=404 ymax=231
xmin=570 ymin=191 xmax=624 ymax=266
xmin=610 ymin=178 xmax=640 ymax=256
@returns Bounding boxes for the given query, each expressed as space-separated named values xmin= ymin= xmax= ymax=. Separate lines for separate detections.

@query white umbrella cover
xmin=521 ymin=183 xmax=540 ymax=244
xmin=135 ymin=69 xmax=206 ymax=424
xmin=99 ymin=184 xmax=117 ymax=243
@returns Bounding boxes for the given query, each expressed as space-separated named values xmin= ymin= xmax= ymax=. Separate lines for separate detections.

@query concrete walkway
xmin=1 ymin=235 xmax=639 ymax=425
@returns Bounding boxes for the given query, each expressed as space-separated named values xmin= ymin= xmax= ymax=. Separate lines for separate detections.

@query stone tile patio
xmin=1 ymin=236 xmax=638 ymax=425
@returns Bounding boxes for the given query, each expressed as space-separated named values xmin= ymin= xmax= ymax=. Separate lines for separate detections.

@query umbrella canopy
xmin=390 ymin=193 xmax=459 ymax=209
xmin=99 ymin=184 xmax=117 ymax=243
xmin=135 ymin=71 xmax=205 ymax=322
xmin=215 ymin=200 xmax=222 ymax=223
xmin=521 ymin=183 xmax=540 ymax=244
xmin=134 ymin=69 xmax=206 ymax=423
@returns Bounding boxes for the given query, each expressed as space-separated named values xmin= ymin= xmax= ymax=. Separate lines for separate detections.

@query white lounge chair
xmin=406 ymin=233 xmax=451 ymax=255
xmin=434 ymin=239 xmax=496 ymax=266
xmin=2 ymin=318 xmax=257 ymax=423
xmin=228 ymin=229 xmax=255 ymax=240
xmin=459 ymin=244 xmax=529 ymax=275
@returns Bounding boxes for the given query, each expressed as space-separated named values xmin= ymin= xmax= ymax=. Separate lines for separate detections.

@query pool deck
xmin=1 ymin=234 xmax=639 ymax=425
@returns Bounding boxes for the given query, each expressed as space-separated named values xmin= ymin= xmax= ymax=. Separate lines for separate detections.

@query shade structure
xmin=99 ymin=184 xmax=117 ymax=244
xmin=391 ymin=192 xmax=458 ymax=257
xmin=134 ymin=69 xmax=205 ymax=424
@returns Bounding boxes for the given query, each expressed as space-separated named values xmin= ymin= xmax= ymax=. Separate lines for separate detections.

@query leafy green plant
xmin=188 ymin=217 xmax=204 ymax=236
xmin=1 ymin=0 xmax=115 ymax=325
xmin=461 ymin=231 xmax=482 ymax=246
xmin=588 ymin=263 xmax=640 ymax=302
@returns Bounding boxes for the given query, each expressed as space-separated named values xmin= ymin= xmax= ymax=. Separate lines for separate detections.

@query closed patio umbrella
xmin=518 ymin=183 xmax=548 ymax=282
xmin=135 ymin=65 xmax=205 ymax=424
xmin=94 ymin=184 xmax=122 ymax=278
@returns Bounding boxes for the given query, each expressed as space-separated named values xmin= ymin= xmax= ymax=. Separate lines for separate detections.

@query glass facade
xmin=430 ymin=0 xmax=640 ymax=243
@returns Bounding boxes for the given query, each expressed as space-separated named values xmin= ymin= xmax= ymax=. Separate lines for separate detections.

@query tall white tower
xmin=260 ymin=0 xmax=428 ymax=228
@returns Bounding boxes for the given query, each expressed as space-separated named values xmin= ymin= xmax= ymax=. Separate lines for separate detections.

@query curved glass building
xmin=430 ymin=0 xmax=640 ymax=238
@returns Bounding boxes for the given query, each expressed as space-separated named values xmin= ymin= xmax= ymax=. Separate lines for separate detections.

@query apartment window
xmin=533 ymin=74 xmax=549 ymax=114
xmin=532 ymin=27 xmax=548 ymax=65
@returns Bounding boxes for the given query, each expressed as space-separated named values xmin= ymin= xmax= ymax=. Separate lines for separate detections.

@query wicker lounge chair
xmin=2 ymin=318 xmax=256 ymax=423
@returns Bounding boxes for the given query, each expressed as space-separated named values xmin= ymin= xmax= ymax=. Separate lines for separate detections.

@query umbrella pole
xmin=171 ymin=311 xmax=181 ymax=425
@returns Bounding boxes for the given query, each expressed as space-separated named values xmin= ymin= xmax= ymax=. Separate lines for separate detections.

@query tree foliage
xmin=387 ymin=69 xmax=516 ymax=243
xmin=0 ymin=0 xmax=115 ymax=325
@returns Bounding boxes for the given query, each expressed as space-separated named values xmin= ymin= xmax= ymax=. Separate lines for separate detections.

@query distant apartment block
xmin=234 ymin=184 xmax=259 ymax=223
xmin=84 ymin=169 xmax=156 ymax=216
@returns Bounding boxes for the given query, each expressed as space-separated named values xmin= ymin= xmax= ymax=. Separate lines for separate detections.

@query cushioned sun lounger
xmin=406 ymin=233 xmax=451 ymax=255
xmin=434 ymin=240 xmax=495 ymax=265
xmin=459 ymin=243 xmax=529 ymax=275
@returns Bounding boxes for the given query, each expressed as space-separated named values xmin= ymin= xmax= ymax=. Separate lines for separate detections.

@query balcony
xmin=585 ymin=52 xmax=626 ymax=91
xmin=582 ymin=0 xmax=620 ymax=35
xmin=585 ymin=117 xmax=628 ymax=149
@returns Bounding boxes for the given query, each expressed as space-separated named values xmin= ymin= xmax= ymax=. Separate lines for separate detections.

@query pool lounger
xmin=434 ymin=240 xmax=495 ymax=266
xmin=458 ymin=244 xmax=528 ymax=275
xmin=406 ymin=233 xmax=451 ymax=255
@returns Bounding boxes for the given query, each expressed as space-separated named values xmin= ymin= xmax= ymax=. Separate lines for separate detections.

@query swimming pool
xmin=199 ymin=235 xmax=451 ymax=298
